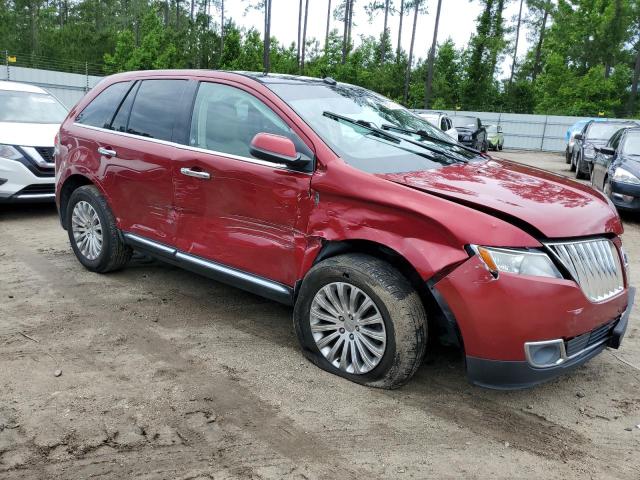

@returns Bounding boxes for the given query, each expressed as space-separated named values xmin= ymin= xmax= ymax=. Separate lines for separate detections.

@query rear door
xmin=173 ymin=80 xmax=315 ymax=286
xmin=98 ymin=78 xmax=190 ymax=246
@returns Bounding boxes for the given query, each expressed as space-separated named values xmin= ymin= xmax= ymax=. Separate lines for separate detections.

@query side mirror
xmin=250 ymin=133 xmax=310 ymax=169
xmin=597 ymin=146 xmax=615 ymax=156
xmin=574 ymin=133 xmax=583 ymax=141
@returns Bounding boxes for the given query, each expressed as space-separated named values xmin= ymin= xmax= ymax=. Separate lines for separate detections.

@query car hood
xmin=377 ymin=159 xmax=622 ymax=239
xmin=0 ymin=122 xmax=60 ymax=147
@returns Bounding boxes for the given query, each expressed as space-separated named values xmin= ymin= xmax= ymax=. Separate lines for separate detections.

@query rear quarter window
xmin=76 ymin=81 xmax=131 ymax=128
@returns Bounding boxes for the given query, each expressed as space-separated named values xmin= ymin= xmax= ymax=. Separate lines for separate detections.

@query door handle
xmin=97 ymin=147 xmax=117 ymax=157
xmin=180 ymin=167 xmax=211 ymax=180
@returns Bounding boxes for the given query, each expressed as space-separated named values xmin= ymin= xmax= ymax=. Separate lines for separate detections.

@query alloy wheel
xmin=71 ymin=200 xmax=103 ymax=260
xmin=310 ymin=282 xmax=387 ymax=374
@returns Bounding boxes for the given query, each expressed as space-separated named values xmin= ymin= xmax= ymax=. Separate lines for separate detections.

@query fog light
xmin=612 ymin=192 xmax=634 ymax=203
xmin=524 ymin=339 xmax=566 ymax=368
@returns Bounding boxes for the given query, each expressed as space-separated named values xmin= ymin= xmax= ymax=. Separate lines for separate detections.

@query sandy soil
xmin=1 ymin=150 xmax=639 ymax=479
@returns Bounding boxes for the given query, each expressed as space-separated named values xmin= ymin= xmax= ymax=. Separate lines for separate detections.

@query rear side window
xmin=127 ymin=80 xmax=187 ymax=141
xmin=110 ymin=82 xmax=138 ymax=133
xmin=76 ymin=82 xmax=130 ymax=128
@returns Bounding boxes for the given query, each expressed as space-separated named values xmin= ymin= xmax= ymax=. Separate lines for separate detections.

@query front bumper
xmin=0 ymin=157 xmax=55 ymax=203
xmin=609 ymin=180 xmax=640 ymax=212
xmin=432 ymin=255 xmax=633 ymax=389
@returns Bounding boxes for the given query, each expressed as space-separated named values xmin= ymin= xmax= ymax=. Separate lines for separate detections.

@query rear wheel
xmin=570 ymin=152 xmax=577 ymax=172
xmin=575 ymin=154 xmax=588 ymax=180
xmin=66 ymin=185 xmax=132 ymax=273
xmin=294 ymin=254 xmax=427 ymax=389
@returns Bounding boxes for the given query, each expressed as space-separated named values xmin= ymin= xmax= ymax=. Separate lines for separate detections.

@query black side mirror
xmin=596 ymin=146 xmax=616 ymax=156
xmin=574 ymin=133 xmax=583 ymax=141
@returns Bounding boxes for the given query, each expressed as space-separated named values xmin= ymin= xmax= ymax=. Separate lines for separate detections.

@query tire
xmin=293 ymin=254 xmax=427 ymax=389
xmin=565 ymin=148 xmax=571 ymax=164
xmin=575 ymin=154 xmax=588 ymax=180
xmin=569 ymin=152 xmax=576 ymax=172
xmin=66 ymin=185 xmax=132 ymax=273
xmin=498 ymin=142 xmax=503 ymax=151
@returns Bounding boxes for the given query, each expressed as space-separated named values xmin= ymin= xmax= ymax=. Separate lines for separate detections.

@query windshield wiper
xmin=323 ymin=110 xmax=469 ymax=164
xmin=322 ymin=111 xmax=400 ymax=143
xmin=381 ymin=123 xmax=480 ymax=156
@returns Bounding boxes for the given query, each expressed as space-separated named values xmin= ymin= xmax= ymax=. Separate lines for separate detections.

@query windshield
xmin=486 ymin=125 xmax=497 ymax=134
xmin=0 ymin=90 xmax=68 ymax=123
xmin=267 ymin=82 xmax=481 ymax=174
xmin=622 ymin=133 xmax=640 ymax=155
xmin=587 ymin=122 xmax=635 ymax=140
xmin=452 ymin=116 xmax=477 ymax=129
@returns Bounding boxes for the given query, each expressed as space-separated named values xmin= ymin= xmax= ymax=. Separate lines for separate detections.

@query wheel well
xmin=309 ymin=240 xmax=461 ymax=348
xmin=59 ymin=174 xmax=93 ymax=229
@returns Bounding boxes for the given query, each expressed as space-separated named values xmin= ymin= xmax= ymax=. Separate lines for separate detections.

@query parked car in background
xmin=486 ymin=124 xmax=504 ymax=151
xmin=56 ymin=70 xmax=632 ymax=390
xmin=452 ymin=115 xmax=487 ymax=152
xmin=571 ymin=119 xmax=638 ymax=179
xmin=591 ymin=126 xmax=640 ymax=212
xmin=565 ymin=119 xmax=591 ymax=164
xmin=412 ymin=110 xmax=458 ymax=140
xmin=0 ymin=81 xmax=67 ymax=202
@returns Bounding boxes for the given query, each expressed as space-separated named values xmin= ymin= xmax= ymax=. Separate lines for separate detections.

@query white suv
xmin=0 ymin=81 xmax=68 ymax=202
xmin=412 ymin=110 xmax=458 ymax=140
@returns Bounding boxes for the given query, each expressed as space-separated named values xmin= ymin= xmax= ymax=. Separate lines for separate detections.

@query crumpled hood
xmin=377 ymin=159 xmax=622 ymax=239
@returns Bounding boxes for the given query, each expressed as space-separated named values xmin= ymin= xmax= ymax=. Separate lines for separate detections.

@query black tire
xmin=565 ymin=148 xmax=571 ymax=164
xmin=66 ymin=185 xmax=132 ymax=273
xmin=569 ymin=152 xmax=577 ymax=172
xmin=293 ymin=254 xmax=427 ymax=389
xmin=575 ymin=154 xmax=588 ymax=180
xmin=498 ymin=143 xmax=503 ymax=151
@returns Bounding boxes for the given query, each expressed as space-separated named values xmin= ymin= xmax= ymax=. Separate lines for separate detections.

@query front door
xmin=173 ymin=81 xmax=315 ymax=287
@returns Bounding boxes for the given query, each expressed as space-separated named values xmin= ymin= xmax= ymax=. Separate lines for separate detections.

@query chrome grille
xmin=545 ymin=238 xmax=624 ymax=302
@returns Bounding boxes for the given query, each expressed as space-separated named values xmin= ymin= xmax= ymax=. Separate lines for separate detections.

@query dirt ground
xmin=1 ymin=150 xmax=639 ymax=480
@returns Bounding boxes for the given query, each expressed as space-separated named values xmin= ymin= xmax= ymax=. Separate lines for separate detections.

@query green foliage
xmin=0 ymin=0 xmax=638 ymax=116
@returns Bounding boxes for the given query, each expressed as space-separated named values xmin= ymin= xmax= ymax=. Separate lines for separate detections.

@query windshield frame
xmin=621 ymin=132 xmax=640 ymax=156
xmin=586 ymin=122 xmax=636 ymax=141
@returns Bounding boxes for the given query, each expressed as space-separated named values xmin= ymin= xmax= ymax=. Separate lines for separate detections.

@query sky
xmin=224 ymin=0 xmax=532 ymax=79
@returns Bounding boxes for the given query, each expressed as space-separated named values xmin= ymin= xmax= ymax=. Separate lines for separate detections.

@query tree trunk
xmin=301 ymin=0 xmax=309 ymax=73
xmin=508 ymin=0 xmax=523 ymax=86
xmin=531 ymin=6 xmax=549 ymax=82
xmin=628 ymin=43 xmax=640 ymax=115
xmin=342 ymin=0 xmax=350 ymax=63
xmin=325 ymin=0 xmax=332 ymax=50
xmin=220 ymin=0 xmax=224 ymax=63
xmin=263 ymin=0 xmax=272 ymax=73
xmin=164 ymin=0 xmax=169 ymax=26
xmin=403 ymin=0 xmax=419 ymax=104
xmin=380 ymin=0 xmax=390 ymax=62
xmin=396 ymin=0 xmax=404 ymax=59
xmin=297 ymin=0 xmax=303 ymax=67
xmin=176 ymin=0 xmax=180 ymax=28
xmin=347 ymin=0 xmax=354 ymax=48
xmin=190 ymin=0 xmax=194 ymax=21
xmin=424 ymin=0 xmax=442 ymax=108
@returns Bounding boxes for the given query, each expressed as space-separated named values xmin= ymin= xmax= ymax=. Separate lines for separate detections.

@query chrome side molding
xmin=122 ymin=232 xmax=293 ymax=305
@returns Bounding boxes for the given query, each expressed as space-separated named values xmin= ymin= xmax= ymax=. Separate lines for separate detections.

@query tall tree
xmin=297 ymin=0 xmax=303 ymax=66
xmin=424 ymin=0 xmax=442 ymax=108
xmin=300 ymin=0 xmax=309 ymax=73
xmin=325 ymin=0 xmax=332 ymax=50
xmin=529 ymin=0 xmax=551 ymax=81
xmin=509 ymin=0 xmax=524 ymax=86
xmin=403 ymin=0 xmax=424 ymax=103
xmin=396 ymin=0 xmax=405 ymax=58
xmin=263 ymin=0 xmax=272 ymax=72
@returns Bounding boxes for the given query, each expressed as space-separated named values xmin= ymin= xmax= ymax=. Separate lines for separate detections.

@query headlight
xmin=612 ymin=167 xmax=640 ymax=185
xmin=0 ymin=144 xmax=23 ymax=161
xmin=470 ymin=245 xmax=563 ymax=279
xmin=583 ymin=145 xmax=595 ymax=159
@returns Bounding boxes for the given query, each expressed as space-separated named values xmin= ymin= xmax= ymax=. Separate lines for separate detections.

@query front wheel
xmin=294 ymin=254 xmax=427 ymax=389
xmin=575 ymin=154 xmax=589 ymax=180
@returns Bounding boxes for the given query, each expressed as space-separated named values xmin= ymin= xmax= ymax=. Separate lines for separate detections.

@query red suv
xmin=55 ymin=70 xmax=634 ymax=389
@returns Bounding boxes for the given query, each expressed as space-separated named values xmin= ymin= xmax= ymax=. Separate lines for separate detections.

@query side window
xmin=440 ymin=117 xmax=447 ymax=131
xmin=609 ymin=130 xmax=622 ymax=149
xmin=110 ymin=82 xmax=138 ymax=133
xmin=76 ymin=81 xmax=130 ymax=128
xmin=189 ymin=82 xmax=312 ymax=162
xmin=127 ymin=80 xmax=187 ymax=141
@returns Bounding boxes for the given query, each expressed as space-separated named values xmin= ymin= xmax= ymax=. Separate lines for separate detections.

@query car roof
xmin=0 ymin=80 xmax=48 ymax=94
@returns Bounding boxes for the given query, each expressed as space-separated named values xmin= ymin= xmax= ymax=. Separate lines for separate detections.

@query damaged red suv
xmin=55 ymin=71 xmax=634 ymax=389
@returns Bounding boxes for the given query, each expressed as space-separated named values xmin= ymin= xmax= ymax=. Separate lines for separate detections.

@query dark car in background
xmin=592 ymin=126 xmax=640 ymax=211
xmin=571 ymin=120 xmax=638 ymax=179
xmin=452 ymin=115 xmax=487 ymax=152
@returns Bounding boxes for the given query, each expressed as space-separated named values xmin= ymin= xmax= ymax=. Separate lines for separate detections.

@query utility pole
xmin=5 ymin=50 xmax=10 ymax=80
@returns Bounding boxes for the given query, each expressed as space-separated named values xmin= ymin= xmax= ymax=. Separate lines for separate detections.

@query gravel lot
xmin=1 ymin=150 xmax=639 ymax=479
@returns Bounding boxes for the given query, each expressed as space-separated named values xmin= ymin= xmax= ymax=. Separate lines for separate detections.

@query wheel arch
xmin=58 ymin=174 xmax=94 ymax=229
xmin=301 ymin=239 xmax=463 ymax=348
